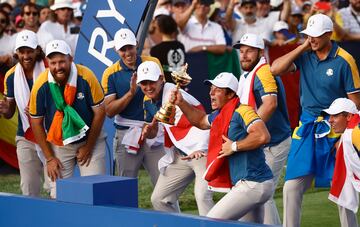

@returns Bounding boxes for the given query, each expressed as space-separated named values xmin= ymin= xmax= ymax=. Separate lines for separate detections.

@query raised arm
xmin=103 ymin=73 xmax=137 ymax=118
xmin=173 ymin=89 xmax=210 ymax=130
xmin=270 ymin=38 xmax=310 ymax=76
xmin=176 ymin=0 xmax=198 ymax=31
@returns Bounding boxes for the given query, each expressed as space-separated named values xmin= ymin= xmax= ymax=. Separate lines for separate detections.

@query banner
xmin=75 ymin=0 xmax=149 ymax=77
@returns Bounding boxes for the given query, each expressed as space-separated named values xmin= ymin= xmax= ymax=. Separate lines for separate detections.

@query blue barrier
xmin=0 ymin=175 xmax=274 ymax=227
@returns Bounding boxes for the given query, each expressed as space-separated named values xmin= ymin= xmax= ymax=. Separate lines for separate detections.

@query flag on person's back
xmin=329 ymin=114 xmax=360 ymax=213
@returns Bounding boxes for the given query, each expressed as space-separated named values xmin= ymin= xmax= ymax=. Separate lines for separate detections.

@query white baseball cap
xmin=323 ymin=98 xmax=358 ymax=115
xmin=270 ymin=0 xmax=283 ymax=8
xmin=136 ymin=61 xmax=162 ymax=84
xmin=45 ymin=40 xmax=72 ymax=56
xmin=153 ymin=7 xmax=170 ymax=18
xmin=233 ymin=33 xmax=264 ymax=50
xmin=114 ymin=28 xmax=137 ymax=50
xmin=301 ymin=13 xmax=333 ymax=37
xmin=273 ymin=21 xmax=289 ymax=32
xmin=204 ymin=72 xmax=238 ymax=93
xmin=50 ymin=0 xmax=75 ymax=11
xmin=15 ymin=30 xmax=38 ymax=51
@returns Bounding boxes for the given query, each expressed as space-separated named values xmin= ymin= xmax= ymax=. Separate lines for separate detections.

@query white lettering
xmin=88 ymin=27 xmax=114 ymax=66
xmin=96 ymin=0 xmax=125 ymax=24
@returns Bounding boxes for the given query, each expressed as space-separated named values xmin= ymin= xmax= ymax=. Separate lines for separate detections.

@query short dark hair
xmin=156 ymin=15 xmax=178 ymax=36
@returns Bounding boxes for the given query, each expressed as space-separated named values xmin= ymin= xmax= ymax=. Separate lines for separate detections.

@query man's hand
xmin=171 ymin=88 xmax=184 ymax=106
xmin=47 ymin=157 xmax=63 ymax=182
xmin=141 ymin=117 xmax=158 ymax=141
xmin=181 ymin=150 xmax=207 ymax=160
xmin=218 ymin=135 xmax=235 ymax=158
xmin=76 ymin=145 xmax=92 ymax=167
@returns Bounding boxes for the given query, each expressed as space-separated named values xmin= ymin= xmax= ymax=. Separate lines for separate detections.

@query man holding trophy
xmin=137 ymin=61 xmax=214 ymax=216
xmin=172 ymin=72 xmax=274 ymax=223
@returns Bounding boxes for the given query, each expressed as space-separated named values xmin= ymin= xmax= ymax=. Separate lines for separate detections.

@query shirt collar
xmin=310 ymin=41 xmax=339 ymax=61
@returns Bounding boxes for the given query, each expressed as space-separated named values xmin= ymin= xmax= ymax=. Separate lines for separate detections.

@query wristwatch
xmin=231 ymin=141 xmax=237 ymax=152
xmin=202 ymin=45 xmax=207 ymax=51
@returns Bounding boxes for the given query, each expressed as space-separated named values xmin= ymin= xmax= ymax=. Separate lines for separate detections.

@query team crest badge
xmin=326 ymin=68 xmax=333 ymax=76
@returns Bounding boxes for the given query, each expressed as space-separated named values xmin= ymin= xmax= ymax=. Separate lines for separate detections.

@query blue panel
xmin=74 ymin=0 xmax=149 ymax=78
xmin=56 ymin=175 xmax=138 ymax=207
xmin=0 ymin=193 xmax=270 ymax=227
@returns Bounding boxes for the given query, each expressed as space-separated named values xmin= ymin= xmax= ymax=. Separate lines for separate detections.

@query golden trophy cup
xmin=154 ymin=63 xmax=192 ymax=125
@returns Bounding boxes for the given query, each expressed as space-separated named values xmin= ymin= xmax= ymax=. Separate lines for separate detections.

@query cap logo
xmin=242 ymin=35 xmax=249 ymax=42
xmin=216 ymin=73 xmax=224 ymax=79
xmin=120 ymin=33 xmax=127 ymax=40
xmin=21 ymin=35 xmax=29 ymax=42
xmin=142 ymin=67 xmax=149 ymax=74
xmin=326 ymin=68 xmax=333 ymax=76
xmin=308 ymin=19 xmax=315 ymax=27
xmin=52 ymin=43 xmax=59 ymax=49
xmin=77 ymin=92 xmax=84 ymax=100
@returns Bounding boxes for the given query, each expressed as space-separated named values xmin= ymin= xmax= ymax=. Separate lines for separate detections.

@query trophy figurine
xmin=154 ymin=63 xmax=192 ymax=125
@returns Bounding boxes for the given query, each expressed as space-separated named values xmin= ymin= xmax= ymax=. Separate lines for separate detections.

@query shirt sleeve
xmin=4 ymin=73 xmax=14 ymax=98
xmin=235 ymin=105 xmax=262 ymax=132
xmin=254 ymin=65 xmax=278 ymax=97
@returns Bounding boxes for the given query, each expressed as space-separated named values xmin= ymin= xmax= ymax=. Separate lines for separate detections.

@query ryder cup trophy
xmin=154 ymin=63 xmax=192 ymax=125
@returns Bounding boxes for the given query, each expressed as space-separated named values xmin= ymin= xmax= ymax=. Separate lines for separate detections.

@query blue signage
xmin=75 ymin=0 xmax=149 ymax=78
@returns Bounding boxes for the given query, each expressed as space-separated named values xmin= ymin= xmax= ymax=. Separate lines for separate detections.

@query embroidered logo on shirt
xmin=77 ymin=92 xmax=84 ymax=100
xmin=326 ymin=68 xmax=333 ymax=76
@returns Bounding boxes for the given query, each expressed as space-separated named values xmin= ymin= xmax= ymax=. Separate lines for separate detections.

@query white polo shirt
xmin=178 ymin=16 xmax=226 ymax=52
xmin=232 ymin=18 xmax=271 ymax=44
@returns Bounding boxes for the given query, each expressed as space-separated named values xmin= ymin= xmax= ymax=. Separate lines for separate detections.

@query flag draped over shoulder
xmin=47 ymin=63 xmax=89 ymax=146
xmin=204 ymin=97 xmax=239 ymax=192
xmin=158 ymin=83 xmax=209 ymax=173
xmin=237 ymin=57 xmax=267 ymax=109
xmin=329 ymin=114 xmax=360 ymax=213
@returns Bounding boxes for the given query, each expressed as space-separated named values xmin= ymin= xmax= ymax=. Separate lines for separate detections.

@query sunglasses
xmin=24 ymin=11 xmax=39 ymax=16
xmin=0 ymin=19 xmax=6 ymax=24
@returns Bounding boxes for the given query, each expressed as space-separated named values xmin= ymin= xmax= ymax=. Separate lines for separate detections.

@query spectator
xmin=137 ymin=61 xmax=214 ymax=216
xmin=39 ymin=6 xmax=51 ymax=24
xmin=177 ymin=0 xmax=227 ymax=54
xmin=20 ymin=2 xmax=40 ymax=32
xmin=256 ymin=0 xmax=291 ymax=30
xmin=0 ymin=30 xmax=45 ymax=197
xmin=271 ymin=13 xmax=360 ymax=227
xmin=272 ymin=20 xmax=298 ymax=45
xmin=339 ymin=0 xmax=360 ymax=40
xmin=30 ymin=40 xmax=107 ymax=199
xmin=225 ymin=0 xmax=271 ymax=44
xmin=150 ymin=14 xmax=186 ymax=84
xmin=101 ymin=28 xmax=165 ymax=187
xmin=0 ymin=9 xmax=13 ymax=66
xmin=37 ymin=0 xmax=78 ymax=55
xmin=287 ymin=7 xmax=304 ymax=41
